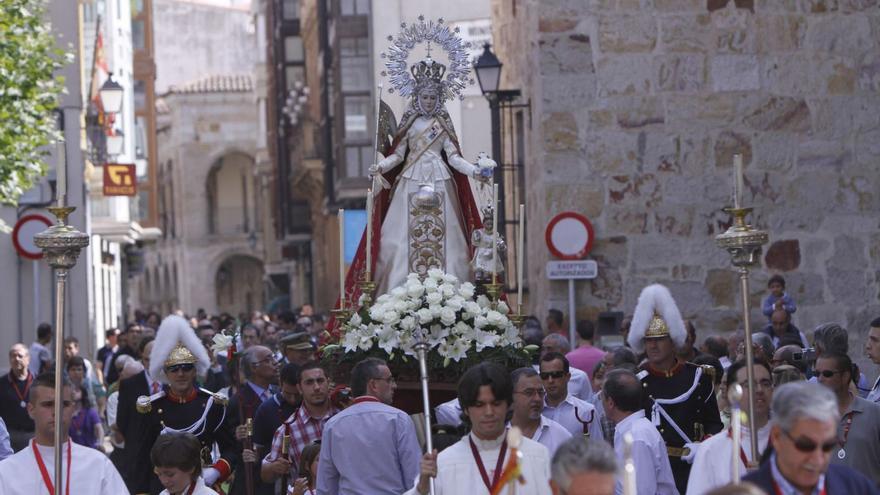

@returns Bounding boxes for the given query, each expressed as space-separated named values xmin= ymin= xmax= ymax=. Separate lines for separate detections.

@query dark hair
xmin=138 ymin=336 xmax=155 ymax=357
xmin=37 ymin=323 xmax=52 ymax=341
xmin=603 ymin=369 xmax=642 ymax=413
xmin=725 ymin=359 xmax=773 ymax=389
xmin=548 ymin=309 xmax=564 ymax=327
xmin=522 ymin=327 xmax=544 ymax=347
xmin=63 ymin=336 xmax=79 ymax=346
xmin=510 ymin=367 xmax=539 ymax=388
xmin=74 ymin=384 xmax=90 ymax=409
xmin=150 ymin=432 xmax=203 ymax=478
xmin=458 ymin=362 xmax=513 ymax=413
xmin=872 ymin=317 xmax=880 ymax=328
xmin=30 ymin=373 xmax=72 ymax=402
xmin=608 ymin=346 xmax=638 ymax=369
xmin=105 ymin=328 xmax=119 ymax=339
xmin=819 ymin=352 xmax=855 ymax=385
xmin=768 ymin=274 xmax=785 ymax=289
xmin=297 ymin=442 xmax=321 ymax=483
xmin=298 ymin=361 xmax=327 ymax=384
xmin=125 ymin=322 xmax=141 ymax=333
xmin=576 ymin=320 xmax=595 ymax=341
xmin=703 ymin=335 xmax=729 ymax=358
xmin=350 ymin=357 xmax=386 ymax=398
xmin=242 ymin=324 xmax=260 ymax=337
xmin=540 ymin=352 xmax=570 ymax=374
xmin=280 ymin=363 xmax=300 ymax=386
xmin=66 ymin=355 xmax=85 ymax=372
xmin=279 ymin=311 xmax=297 ymax=325
xmin=693 ymin=354 xmax=724 ymax=386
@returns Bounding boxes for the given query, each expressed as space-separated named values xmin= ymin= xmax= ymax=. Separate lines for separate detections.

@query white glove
xmin=682 ymin=442 xmax=700 ymax=464
xmin=202 ymin=467 xmax=221 ymax=486
xmin=368 ymin=164 xmax=382 ymax=175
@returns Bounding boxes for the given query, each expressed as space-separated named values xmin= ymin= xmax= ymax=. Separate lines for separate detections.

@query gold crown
xmin=165 ymin=343 xmax=197 ymax=368
xmin=644 ymin=313 xmax=670 ymax=339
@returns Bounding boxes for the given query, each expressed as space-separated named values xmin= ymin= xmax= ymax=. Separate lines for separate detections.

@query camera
xmin=792 ymin=347 xmax=816 ymax=362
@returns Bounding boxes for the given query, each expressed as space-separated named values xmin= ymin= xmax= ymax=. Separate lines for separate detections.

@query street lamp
xmin=99 ymin=74 xmax=124 ymax=114
xmin=473 ymin=43 xmax=520 ymax=240
xmin=473 ymin=43 xmax=502 ymax=95
xmin=106 ymin=129 xmax=124 ymax=158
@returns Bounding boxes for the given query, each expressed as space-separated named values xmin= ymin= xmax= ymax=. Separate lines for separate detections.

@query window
xmin=340 ymin=0 xmax=369 ymax=15
xmin=285 ymin=66 xmax=305 ymax=91
xmin=284 ymin=36 xmax=303 ymax=62
xmin=132 ymin=0 xmax=144 ymax=16
xmin=133 ymin=80 xmax=146 ymax=110
xmin=282 ymin=0 xmax=299 ymax=20
xmin=343 ymin=95 xmax=369 ymax=139
xmin=132 ymin=19 xmax=145 ymax=50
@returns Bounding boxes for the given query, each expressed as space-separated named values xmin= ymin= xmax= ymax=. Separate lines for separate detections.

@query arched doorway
xmin=215 ymin=255 xmax=265 ymax=316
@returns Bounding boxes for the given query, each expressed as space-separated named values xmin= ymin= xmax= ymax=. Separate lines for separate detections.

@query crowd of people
xmin=0 ymin=276 xmax=879 ymax=495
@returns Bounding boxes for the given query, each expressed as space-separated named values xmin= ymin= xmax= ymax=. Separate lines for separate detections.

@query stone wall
xmin=492 ymin=0 xmax=880 ymax=374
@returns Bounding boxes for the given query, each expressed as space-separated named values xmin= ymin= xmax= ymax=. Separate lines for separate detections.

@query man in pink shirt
xmin=565 ymin=320 xmax=606 ymax=380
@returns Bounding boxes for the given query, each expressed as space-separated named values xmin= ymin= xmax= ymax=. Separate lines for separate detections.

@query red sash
xmin=32 ymin=439 xmax=72 ymax=495
xmin=468 ymin=436 xmax=507 ymax=493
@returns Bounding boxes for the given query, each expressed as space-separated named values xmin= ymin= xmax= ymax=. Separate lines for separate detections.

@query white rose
xmin=439 ymin=283 xmax=456 ymax=298
xmin=440 ymin=307 xmax=457 ymax=326
xmin=400 ymin=315 xmax=416 ymax=331
xmin=428 ymin=267 xmax=445 ymax=280
xmin=474 ymin=315 xmax=489 ymax=328
xmin=376 ymin=294 xmax=392 ymax=305
xmin=444 ymin=296 xmax=464 ymax=312
xmin=426 ymin=291 xmax=443 ymax=305
xmin=486 ymin=310 xmax=505 ymax=327
xmin=423 ymin=278 xmax=439 ymax=291
xmin=429 ymin=304 xmax=443 ymax=318
xmin=416 ymin=308 xmax=434 ymax=323
xmin=369 ymin=307 xmax=385 ymax=323
xmin=391 ymin=286 xmax=407 ymax=299
xmin=349 ymin=313 xmax=363 ymax=327
xmin=406 ymin=272 xmax=421 ymax=282
xmin=443 ymin=273 xmax=459 ymax=284
xmin=406 ymin=280 xmax=425 ymax=298
xmin=476 ymin=294 xmax=491 ymax=309
xmin=383 ymin=310 xmax=401 ymax=326
xmin=454 ymin=321 xmax=476 ymax=340
xmin=463 ymin=301 xmax=482 ymax=317
xmin=497 ymin=301 xmax=510 ymax=315
xmin=459 ymin=282 xmax=476 ymax=299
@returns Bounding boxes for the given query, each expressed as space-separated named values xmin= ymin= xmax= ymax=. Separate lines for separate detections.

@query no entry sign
xmin=545 ymin=211 xmax=594 ymax=260
xmin=12 ymin=214 xmax=52 ymax=260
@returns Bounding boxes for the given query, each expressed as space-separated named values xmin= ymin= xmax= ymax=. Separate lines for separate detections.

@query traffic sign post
xmin=545 ymin=212 xmax=597 ymax=346
xmin=13 ymin=214 xmax=53 ymax=330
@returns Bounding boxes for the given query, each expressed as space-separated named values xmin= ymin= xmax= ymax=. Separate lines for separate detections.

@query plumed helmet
xmin=149 ymin=315 xmax=211 ymax=384
xmin=627 ymin=284 xmax=687 ymax=354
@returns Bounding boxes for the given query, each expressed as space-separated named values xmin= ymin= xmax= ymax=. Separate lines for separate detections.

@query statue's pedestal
xmin=392 ymin=380 xmax=458 ymax=415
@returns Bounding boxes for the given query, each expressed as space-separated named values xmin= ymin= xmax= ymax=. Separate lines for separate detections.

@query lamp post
xmin=474 ymin=43 xmax=519 ymax=248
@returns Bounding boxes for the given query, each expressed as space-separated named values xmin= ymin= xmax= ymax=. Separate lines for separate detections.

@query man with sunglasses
xmin=743 ymin=381 xmax=878 ymax=494
xmin=627 ymin=284 xmax=722 ymax=494
xmin=540 ymin=352 xmax=603 ymax=440
xmin=510 ymin=367 xmax=571 ymax=457
xmin=137 ymin=315 xmax=238 ymax=494
xmin=815 ymin=352 xmax=880 ymax=485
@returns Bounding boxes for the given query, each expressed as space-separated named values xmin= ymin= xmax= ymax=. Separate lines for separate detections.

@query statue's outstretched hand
xmin=369 ymin=164 xmax=381 ymax=176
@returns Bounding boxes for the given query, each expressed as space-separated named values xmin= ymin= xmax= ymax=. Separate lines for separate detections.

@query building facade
xmin=491 ymin=0 xmax=880 ymax=365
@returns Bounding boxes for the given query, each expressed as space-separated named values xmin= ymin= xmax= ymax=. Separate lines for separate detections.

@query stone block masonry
xmin=492 ymin=0 xmax=880 ymax=376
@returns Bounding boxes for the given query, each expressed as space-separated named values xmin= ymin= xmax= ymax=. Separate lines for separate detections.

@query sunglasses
xmin=815 ymin=370 xmax=843 ymax=378
xmin=166 ymin=363 xmax=195 ymax=374
xmin=782 ymin=429 xmax=838 ymax=453
xmin=540 ymin=371 xmax=566 ymax=380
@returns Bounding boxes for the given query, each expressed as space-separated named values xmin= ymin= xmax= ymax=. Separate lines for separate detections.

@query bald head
xmin=9 ymin=343 xmax=30 ymax=378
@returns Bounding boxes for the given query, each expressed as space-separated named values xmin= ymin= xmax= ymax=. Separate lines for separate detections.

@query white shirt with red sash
xmin=0 ymin=439 xmax=128 ymax=495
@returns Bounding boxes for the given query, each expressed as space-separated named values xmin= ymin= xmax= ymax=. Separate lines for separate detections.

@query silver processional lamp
xmin=414 ymin=334 xmax=435 ymax=495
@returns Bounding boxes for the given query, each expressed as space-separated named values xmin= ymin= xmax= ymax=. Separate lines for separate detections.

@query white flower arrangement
xmin=337 ymin=268 xmax=523 ymax=367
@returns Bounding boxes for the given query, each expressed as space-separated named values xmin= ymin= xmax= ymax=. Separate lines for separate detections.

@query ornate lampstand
xmin=33 ymin=205 xmax=89 ymax=489
xmin=358 ymin=271 xmax=377 ymax=309
xmin=715 ymin=206 xmax=768 ymax=468
xmin=485 ymin=281 xmax=503 ymax=302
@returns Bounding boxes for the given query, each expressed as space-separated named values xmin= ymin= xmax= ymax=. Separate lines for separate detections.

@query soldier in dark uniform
xmin=627 ymin=284 xmax=723 ymax=494
xmin=136 ymin=315 xmax=238 ymax=495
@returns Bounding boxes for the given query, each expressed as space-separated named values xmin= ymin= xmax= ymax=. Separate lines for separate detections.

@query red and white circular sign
xmin=12 ymin=214 xmax=52 ymax=260
xmin=545 ymin=212 xmax=594 ymax=260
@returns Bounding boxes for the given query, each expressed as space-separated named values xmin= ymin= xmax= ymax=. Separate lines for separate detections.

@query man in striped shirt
xmin=262 ymin=361 xmax=338 ymax=484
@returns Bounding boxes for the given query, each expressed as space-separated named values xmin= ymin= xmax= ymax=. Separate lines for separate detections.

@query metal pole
xmin=415 ymin=342 xmax=435 ymax=495
xmin=739 ymin=267 xmax=759 ymax=466
xmin=34 ymin=261 xmax=40 ymax=331
xmin=489 ymin=96 xmax=506 ymax=236
xmin=53 ymin=268 xmax=68 ymax=491
xmin=568 ymin=278 xmax=576 ymax=346
xmin=729 ymin=384 xmax=743 ymax=483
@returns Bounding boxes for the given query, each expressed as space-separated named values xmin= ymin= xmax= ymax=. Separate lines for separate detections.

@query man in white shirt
xmin=541 ymin=334 xmax=593 ymax=402
xmin=434 ymin=397 xmax=463 ymax=427
xmin=540 ymin=352 xmax=603 ymax=440
xmin=406 ymin=362 xmax=551 ymax=495
xmin=0 ymin=373 xmax=129 ymax=494
xmin=602 ymin=369 xmax=677 ymax=495
xmin=509 ymin=367 xmax=571 ymax=457
xmin=687 ymin=360 xmax=773 ymax=494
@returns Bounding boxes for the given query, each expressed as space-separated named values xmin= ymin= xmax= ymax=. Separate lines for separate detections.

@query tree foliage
xmin=0 ymin=0 xmax=69 ymax=206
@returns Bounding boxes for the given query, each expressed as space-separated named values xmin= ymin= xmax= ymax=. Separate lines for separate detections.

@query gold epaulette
xmin=699 ymin=364 xmax=717 ymax=383
xmin=136 ymin=390 xmax=166 ymax=414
